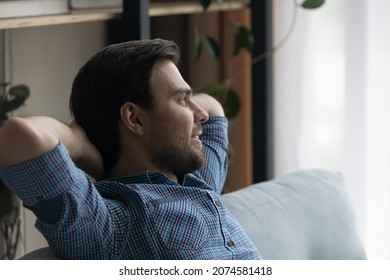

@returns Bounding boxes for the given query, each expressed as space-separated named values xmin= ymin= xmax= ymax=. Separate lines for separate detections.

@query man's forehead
xmin=150 ymin=60 xmax=190 ymax=93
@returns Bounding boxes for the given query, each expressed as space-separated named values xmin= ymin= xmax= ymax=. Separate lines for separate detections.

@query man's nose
xmin=194 ymin=103 xmax=209 ymax=124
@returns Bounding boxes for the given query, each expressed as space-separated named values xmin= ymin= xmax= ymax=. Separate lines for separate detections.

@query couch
xmin=20 ymin=169 xmax=366 ymax=260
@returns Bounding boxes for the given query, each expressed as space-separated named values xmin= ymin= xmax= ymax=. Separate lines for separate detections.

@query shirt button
xmin=227 ymin=240 xmax=235 ymax=247
xmin=215 ymin=199 xmax=222 ymax=207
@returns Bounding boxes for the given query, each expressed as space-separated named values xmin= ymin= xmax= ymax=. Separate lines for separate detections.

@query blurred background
xmin=273 ymin=0 xmax=390 ymax=259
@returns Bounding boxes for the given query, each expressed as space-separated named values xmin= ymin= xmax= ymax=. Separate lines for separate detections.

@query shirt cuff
xmin=202 ymin=116 xmax=229 ymax=147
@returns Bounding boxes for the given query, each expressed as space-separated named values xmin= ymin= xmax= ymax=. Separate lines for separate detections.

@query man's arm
xmin=0 ymin=116 xmax=104 ymax=180
xmin=0 ymin=117 xmax=118 ymax=259
xmin=192 ymin=93 xmax=228 ymax=194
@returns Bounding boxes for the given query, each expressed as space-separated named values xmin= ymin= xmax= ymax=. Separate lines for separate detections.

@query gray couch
xmin=20 ymin=169 xmax=366 ymax=260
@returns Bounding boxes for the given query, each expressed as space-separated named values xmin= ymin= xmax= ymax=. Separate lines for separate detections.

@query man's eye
xmin=178 ymin=96 xmax=187 ymax=105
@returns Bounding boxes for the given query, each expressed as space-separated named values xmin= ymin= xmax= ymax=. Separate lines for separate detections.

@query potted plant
xmin=0 ymin=83 xmax=29 ymax=259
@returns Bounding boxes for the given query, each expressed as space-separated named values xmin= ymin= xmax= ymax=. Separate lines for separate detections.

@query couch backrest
xmin=221 ymin=169 xmax=367 ymax=260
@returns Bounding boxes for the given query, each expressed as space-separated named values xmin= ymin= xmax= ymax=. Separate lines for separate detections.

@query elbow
xmin=0 ymin=117 xmax=32 ymax=166
xmin=0 ymin=117 xmax=56 ymax=167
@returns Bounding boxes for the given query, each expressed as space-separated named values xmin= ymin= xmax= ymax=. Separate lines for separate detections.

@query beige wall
xmin=6 ymin=21 xmax=107 ymax=256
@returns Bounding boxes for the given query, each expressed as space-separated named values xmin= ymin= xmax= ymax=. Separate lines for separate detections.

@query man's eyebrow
xmin=173 ymin=88 xmax=194 ymax=95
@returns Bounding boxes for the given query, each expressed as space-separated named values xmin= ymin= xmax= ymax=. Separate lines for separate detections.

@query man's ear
xmin=119 ymin=102 xmax=145 ymax=135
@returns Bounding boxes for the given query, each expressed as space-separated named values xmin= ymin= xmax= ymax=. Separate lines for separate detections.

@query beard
xmin=148 ymin=130 xmax=206 ymax=177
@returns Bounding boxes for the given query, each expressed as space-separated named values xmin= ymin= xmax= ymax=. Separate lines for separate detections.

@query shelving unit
xmin=0 ymin=2 xmax=248 ymax=30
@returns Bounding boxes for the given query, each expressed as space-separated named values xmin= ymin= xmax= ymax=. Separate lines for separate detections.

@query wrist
xmin=68 ymin=121 xmax=105 ymax=180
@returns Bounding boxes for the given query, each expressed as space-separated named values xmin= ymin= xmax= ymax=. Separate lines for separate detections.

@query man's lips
xmin=191 ymin=133 xmax=202 ymax=148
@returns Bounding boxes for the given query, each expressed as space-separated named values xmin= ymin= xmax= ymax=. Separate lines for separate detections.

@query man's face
xmin=145 ymin=59 xmax=209 ymax=178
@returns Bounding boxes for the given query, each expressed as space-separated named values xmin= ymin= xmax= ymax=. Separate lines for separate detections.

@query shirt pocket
xmin=151 ymin=198 xmax=210 ymax=250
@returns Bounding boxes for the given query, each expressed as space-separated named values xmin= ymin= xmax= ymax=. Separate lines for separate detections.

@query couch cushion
xmin=221 ymin=169 xmax=367 ymax=260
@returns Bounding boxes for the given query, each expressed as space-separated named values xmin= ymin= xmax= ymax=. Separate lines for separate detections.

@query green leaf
xmin=202 ymin=84 xmax=224 ymax=98
xmin=203 ymin=34 xmax=220 ymax=59
xmin=0 ymin=85 xmax=30 ymax=114
xmin=225 ymin=88 xmax=240 ymax=119
xmin=301 ymin=0 xmax=325 ymax=9
xmin=233 ymin=26 xmax=254 ymax=56
xmin=9 ymin=84 xmax=30 ymax=100
xmin=196 ymin=0 xmax=212 ymax=10
xmin=194 ymin=34 xmax=203 ymax=60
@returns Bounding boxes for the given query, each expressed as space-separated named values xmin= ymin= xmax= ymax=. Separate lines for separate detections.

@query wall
xmin=7 ymin=21 xmax=107 ymax=256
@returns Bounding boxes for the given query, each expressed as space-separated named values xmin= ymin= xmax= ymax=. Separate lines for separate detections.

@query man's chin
xmin=179 ymin=153 xmax=206 ymax=175
xmin=193 ymin=153 xmax=206 ymax=171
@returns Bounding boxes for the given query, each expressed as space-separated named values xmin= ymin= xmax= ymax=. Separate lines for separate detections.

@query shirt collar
xmin=106 ymin=171 xmax=177 ymax=185
xmin=104 ymin=171 xmax=208 ymax=189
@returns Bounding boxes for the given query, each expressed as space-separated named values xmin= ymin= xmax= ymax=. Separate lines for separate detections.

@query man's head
xmin=70 ymin=39 xmax=179 ymax=174
xmin=70 ymin=39 xmax=208 ymax=178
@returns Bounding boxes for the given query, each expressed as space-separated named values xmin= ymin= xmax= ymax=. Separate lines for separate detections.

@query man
xmin=0 ymin=39 xmax=261 ymax=259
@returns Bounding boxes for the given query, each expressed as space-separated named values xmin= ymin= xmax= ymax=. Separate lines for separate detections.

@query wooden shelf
xmin=0 ymin=1 xmax=248 ymax=30
xmin=0 ymin=8 xmax=121 ymax=30
xmin=150 ymin=1 xmax=248 ymax=17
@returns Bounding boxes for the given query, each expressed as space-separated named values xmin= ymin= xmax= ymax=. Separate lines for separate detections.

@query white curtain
xmin=273 ymin=0 xmax=390 ymax=259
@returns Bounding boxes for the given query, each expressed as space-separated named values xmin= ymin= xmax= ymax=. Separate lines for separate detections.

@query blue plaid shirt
xmin=0 ymin=116 xmax=261 ymax=260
